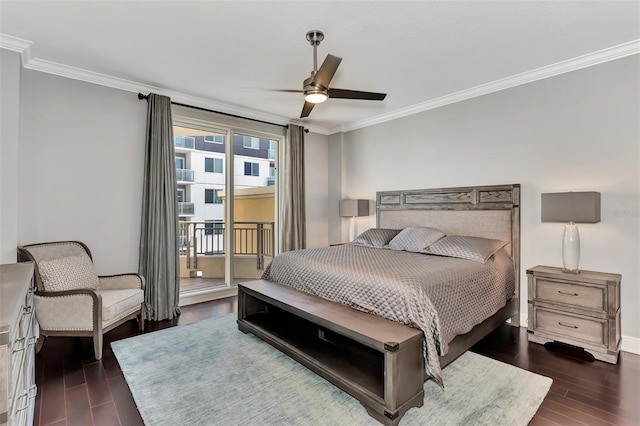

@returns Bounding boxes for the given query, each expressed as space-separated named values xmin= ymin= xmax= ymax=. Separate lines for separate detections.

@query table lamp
xmin=541 ymin=192 xmax=601 ymax=273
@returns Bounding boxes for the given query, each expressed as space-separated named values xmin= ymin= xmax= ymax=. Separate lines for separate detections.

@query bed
xmin=237 ymin=184 xmax=520 ymax=425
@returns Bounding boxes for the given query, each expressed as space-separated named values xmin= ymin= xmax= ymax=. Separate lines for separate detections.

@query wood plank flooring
xmin=33 ymin=297 xmax=639 ymax=426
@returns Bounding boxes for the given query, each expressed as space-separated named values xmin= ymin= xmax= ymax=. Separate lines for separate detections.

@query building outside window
xmin=244 ymin=162 xmax=259 ymax=176
xmin=242 ymin=135 xmax=260 ymax=149
xmin=204 ymin=135 xmax=224 ymax=144
xmin=205 ymin=188 xmax=223 ymax=204
xmin=205 ymin=157 xmax=223 ymax=173
xmin=174 ymin=136 xmax=195 ymax=149
xmin=205 ymin=188 xmax=214 ymax=204
xmin=268 ymin=140 xmax=276 ymax=159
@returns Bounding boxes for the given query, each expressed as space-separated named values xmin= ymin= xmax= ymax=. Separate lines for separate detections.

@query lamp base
xmin=562 ymin=223 xmax=580 ymax=272
xmin=349 ymin=217 xmax=356 ymax=242
xmin=561 ymin=268 xmax=581 ymax=274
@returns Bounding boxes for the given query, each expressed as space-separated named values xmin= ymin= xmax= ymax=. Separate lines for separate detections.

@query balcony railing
xmin=179 ymin=221 xmax=274 ymax=270
xmin=176 ymin=168 xmax=195 ymax=182
xmin=178 ymin=202 xmax=195 ymax=216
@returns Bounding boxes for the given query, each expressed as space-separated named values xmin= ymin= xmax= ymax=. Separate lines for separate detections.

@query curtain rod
xmin=137 ymin=93 xmax=291 ymax=129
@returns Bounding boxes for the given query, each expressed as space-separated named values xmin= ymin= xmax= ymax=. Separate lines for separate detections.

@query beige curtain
xmin=279 ymin=124 xmax=306 ymax=251
xmin=139 ymin=93 xmax=181 ymax=321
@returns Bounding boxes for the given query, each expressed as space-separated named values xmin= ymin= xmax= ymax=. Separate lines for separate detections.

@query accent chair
xmin=17 ymin=241 xmax=145 ymax=360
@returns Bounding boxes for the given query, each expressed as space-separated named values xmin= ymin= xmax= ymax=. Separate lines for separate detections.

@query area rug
xmin=112 ymin=314 xmax=551 ymax=425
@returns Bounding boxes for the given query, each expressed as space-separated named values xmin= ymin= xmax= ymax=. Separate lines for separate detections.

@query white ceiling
xmin=1 ymin=1 xmax=638 ymax=134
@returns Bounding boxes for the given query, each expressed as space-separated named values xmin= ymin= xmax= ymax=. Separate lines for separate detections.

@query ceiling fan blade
xmin=241 ymin=88 xmax=303 ymax=94
xmin=268 ymin=89 xmax=303 ymax=93
xmin=300 ymin=101 xmax=315 ymax=118
xmin=312 ymin=54 xmax=342 ymax=88
xmin=329 ymin=88 xmax=387 ymax=101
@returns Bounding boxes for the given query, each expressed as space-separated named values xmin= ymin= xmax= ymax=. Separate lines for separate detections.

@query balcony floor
xmin=180 ymin=277 xmax=255 ymax=293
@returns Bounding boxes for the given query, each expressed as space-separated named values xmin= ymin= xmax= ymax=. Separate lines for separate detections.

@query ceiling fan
xmin=275 ymin=30 xmax=387 ymax=118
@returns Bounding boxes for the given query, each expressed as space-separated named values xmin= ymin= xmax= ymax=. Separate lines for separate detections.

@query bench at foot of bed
xmin=237 ymin=279 xmax=424 ymax=426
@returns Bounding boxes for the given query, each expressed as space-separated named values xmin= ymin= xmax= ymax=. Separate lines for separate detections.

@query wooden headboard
xmin=376 ymin=184 xmax=521 ymax=320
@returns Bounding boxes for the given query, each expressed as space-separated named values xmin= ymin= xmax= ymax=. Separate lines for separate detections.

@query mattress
xmin=262 ymin=243 xmax=515 ymax=386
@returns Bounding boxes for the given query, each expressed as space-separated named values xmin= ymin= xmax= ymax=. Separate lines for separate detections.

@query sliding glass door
xmin=172 ymin=112 xmax=282 ymax=303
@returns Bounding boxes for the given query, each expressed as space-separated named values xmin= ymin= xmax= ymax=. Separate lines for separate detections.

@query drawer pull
xmin=15 ymin=390 xmax=29 ymax=411
xmin=15 ymin=385 xmax=37 ymax=412
xmin=558 ymin=290 xmax=579 ymax=296
xmin=558 ymin=321 xmax=578 ymax=329
xmin=13 ymin=337 xmax=26 ymax=353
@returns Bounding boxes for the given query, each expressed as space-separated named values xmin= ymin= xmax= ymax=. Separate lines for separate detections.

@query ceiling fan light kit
xmin=272 ymin=30 xmax=387 ymax=118
xmin=304 ymin=91 xmax=328 ymax=104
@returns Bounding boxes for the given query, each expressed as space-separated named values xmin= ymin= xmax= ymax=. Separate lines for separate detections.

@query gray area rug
xmin=112 ymin=314 xmax=551 ymax=425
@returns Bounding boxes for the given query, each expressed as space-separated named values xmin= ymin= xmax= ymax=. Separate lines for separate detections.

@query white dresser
xmin=0 ymin=263 xmax=37 ymax=426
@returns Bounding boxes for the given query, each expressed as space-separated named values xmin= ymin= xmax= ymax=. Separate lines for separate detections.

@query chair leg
xmin=94 ymin=333 xmax=103 ymax=360
xmin=138 ymin=312 xmax=145 ymax=331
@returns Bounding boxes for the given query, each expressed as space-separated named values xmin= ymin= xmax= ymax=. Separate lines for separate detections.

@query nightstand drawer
xmin=535 ymin=278 xmax=605 ymax=312
xmin=534 ymin=307 xmax=606 ymax=348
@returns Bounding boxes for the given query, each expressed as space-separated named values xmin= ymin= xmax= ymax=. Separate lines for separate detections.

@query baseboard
xmin=179 ymin=286 xmax=238 ymax=307
xmin=621 ymin=335 xmax=640 ymax=355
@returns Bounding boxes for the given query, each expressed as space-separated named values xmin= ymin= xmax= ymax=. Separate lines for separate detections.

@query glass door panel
xmin=232 ymin=132 xmax=277 ymax=285
xmin=173 ymin=125 xmax=228 ymax=293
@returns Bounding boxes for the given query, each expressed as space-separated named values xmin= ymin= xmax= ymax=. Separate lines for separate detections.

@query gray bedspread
xmin=261 ymin=244 xmax=515 ymax=386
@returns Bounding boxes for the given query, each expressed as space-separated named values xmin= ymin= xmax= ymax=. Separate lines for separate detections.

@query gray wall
xmin=304 ymin=131 xmax=329 ymax=248
xmin=1 ymin=50 xmax=21 ymax=263
xmin=331 ymin=56 xmax=640 ymax=347
xmin=18 ymin=69 xmax=147 ymax=274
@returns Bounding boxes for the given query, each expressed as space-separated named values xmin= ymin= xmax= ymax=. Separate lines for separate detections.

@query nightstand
xmin=527 ymin=265 xmax=621 ymax=364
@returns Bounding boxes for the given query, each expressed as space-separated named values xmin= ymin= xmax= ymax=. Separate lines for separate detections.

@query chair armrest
xmin=34 ymin=289 xmax=101 ymax=331
xmin=98 ymin=273 xmax=145 ymax=291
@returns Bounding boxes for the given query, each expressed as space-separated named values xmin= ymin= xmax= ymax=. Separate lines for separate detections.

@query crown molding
xmin=0 ymin=34 xmax=33 ymax=63
xmin=3 ymin=33 xmax=636 ymax=137
xmin=0 ymin=34 xmax=331 ymax=135
xmin=330 ymin=39 xmax=640 ymax=135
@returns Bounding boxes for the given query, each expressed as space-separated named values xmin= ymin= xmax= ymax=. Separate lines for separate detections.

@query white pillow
xmin=38 ymin=253 xmax=99 ymax=291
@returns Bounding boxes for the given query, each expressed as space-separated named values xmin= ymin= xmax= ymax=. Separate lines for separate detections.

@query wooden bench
xmin=237 ymin=280 xmax=424 ymax=425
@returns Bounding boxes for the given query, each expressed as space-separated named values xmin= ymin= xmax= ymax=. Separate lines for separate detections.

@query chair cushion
xmin=38 ymin=253 xmax=99 ymax=291
xmin=100 ymin=289 xmax=144 ymax=324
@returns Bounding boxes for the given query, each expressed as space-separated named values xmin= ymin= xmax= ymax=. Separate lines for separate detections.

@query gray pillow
xmin=426 ymin=235 xmax=508 ymax=263
xmin=388 ymin=227 xmax=446 ymax=253
xmin=351 ymin=228 xmax=401 ymax=248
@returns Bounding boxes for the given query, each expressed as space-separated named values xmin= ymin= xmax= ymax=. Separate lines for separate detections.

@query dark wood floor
xmin=33 ymin=297 xmax=639 ymax=426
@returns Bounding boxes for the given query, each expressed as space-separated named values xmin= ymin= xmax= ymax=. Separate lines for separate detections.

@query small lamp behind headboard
xmin=339 ymin=199 xmax=370 ymax=242
xmin=541 ymin=191 xmax=601 ymax=273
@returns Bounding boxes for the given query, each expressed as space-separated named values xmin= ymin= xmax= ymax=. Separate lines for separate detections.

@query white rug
xmin=112 ymin=314 xmax=551 ymax=425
